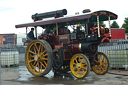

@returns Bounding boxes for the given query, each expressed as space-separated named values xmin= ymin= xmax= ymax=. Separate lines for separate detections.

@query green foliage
xmin=94 ymin=21 xmax=106 ymax=27
xmin=99 ymin=21 xmax=106 ymax=27
xmin=122 ymin=17 xmax=128 ymax=33
xmin=110 ymin=21 xmax=119 ymax=28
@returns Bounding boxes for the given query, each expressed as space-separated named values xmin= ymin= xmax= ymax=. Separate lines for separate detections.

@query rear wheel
xmin=25 ymin=40 xmax=53 ymax=76
xmin=70 ymin=54 xmax=90 ymax=79
xmin=92 ymin=52 xmax=109 ymax=75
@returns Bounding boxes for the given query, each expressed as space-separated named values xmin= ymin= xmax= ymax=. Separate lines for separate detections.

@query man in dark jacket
xmin=27 ymin=28 xmax=36 ymax=40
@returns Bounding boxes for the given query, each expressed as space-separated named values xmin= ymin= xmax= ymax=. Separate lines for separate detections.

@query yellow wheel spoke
xmin=40 ymin=46 xmax=45 ymax=53
xmin=29 ymin=59 xmax=35 ymax=63
xmin=41 ymin=57 xmax=48 ymax=60
xmin=96 ymin=65 xmax=99 ymax=70
xmin=75 ymin=59 xmax=78 ymax=63
xmin=82 ymin=69 xmax=85 ymax=73
xmin=37 ymin=62 xmax=39 ymax=71
xmin=39 ymin=66 xmax=41 ymax=72
xmin=79 ymin=69 xmax=81 ymax=75
xmin=34 ymin=62 xmax=38 ymax=71
xmin=103 ymin=64 xmax=106 ymax=67
xmin=99 ymin=67 xmax=102 ymax=72
xmin=83 ymin=62 xmax=87 ymax=66
xmin=103 ymin=64 xmax=108 ymax=69
xmin=103 ymin=61 xmax=108 ymax=64
xmin=98 ymin=55 xmax=101 ymax=61
xmin=38 ymin=44 xmax=41 ymax=53
xmin=29 ymin=53 xmax=34 ymax=58
xmin=33 ymin=66 xmax=36 ymax=71
xmin=35 ymin=62 xmax=38 ymax=67
xmin=34 ymin=43 xmax=39 ymax=51
xmin=33 ymin=61 xmax=36 ymax=67
xmin=81 ymin=67 xmax=87 ymax=71
xmin=43 ymin=53 xmax=48 ymax=57
xmin=40 ymin=64 xmax=42 ymax=72
xmin=79 ymin=57 xmax=81 ymax=62
xmin=102 ymin=57 xmax=105 ymax=62
xmin=80 ymin=59 xmax=84 ymax=63
xmin=40 ymin=50 xmax=47 ymax=56
xmin=31 ymin=56 xmax=34 ymax=58
xmin=73 ymin=66 xmax=77 ymax=70
xmin=101 ymin=66 xmax=104 ymax=71
xmin=40 ymin=62 xmax=46 ymax=69
xmin=43 ymin=60 xmax=47 ymax=66
xmin=29 ymin=50 xmax=36 ymax=55
xmin=73 ymin=63 xmax=77 ymax=65
xmin=38 ymin=63 xmax=41 ymax=72
xmin=40 ymin=45 xmax=43 ymax=52
xmin=76 ymin=69 xmax=79 ymax=74
xmin=33 ymin=46 xmax=37 ymax=54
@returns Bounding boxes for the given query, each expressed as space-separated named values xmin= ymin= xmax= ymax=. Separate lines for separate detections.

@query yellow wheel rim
xmin=70 ymin=54 xmax=89 ymax=78
xmin=25 ymin=41 xmax=48 ymax=76
xmin=92 ymin=52 xmax=109 ymax=75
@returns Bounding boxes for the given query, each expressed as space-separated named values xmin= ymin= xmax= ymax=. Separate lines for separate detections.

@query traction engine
xmin=15 ymin=9 xmax=118 ymax=79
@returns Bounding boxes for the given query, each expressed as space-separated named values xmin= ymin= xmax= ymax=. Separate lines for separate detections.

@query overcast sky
xmin=0 ymin=0 xmax=128 ymax=34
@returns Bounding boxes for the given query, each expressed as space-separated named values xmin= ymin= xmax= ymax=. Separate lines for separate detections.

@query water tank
xmin=108 ymin=50 xmax=128 ymax=69
xmin=0 ymin=51 xmax=19 ymax=67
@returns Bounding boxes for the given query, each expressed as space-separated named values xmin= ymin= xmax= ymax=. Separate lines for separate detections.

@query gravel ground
xmin=1 ymin=66 xmax=128 ymax=85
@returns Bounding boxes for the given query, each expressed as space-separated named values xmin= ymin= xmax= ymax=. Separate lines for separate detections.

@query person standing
xmin=27 ymin=28 xmax=36 ymax=40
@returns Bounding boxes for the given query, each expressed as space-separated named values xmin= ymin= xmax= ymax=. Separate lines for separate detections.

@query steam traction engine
xmin=15 ymin=9 xmax=118 ymax=78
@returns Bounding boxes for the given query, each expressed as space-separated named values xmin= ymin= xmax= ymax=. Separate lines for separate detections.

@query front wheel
xmin=92 ymin=52 xmax=110 ymax=75
xmin=70 ymin=54 xmax=90 ymax=79
xmin=25 ymin=40 xmax=53 ymax=76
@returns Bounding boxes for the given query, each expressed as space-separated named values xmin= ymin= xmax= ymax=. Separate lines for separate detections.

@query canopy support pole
xmin=56 ymin=23 xmax=58 ymax=36
xmin=26 ymin=27 xmax=28 ymax=40
xmin=97 ymin=16 xmax=100 ymax=37
xmin=35 ymin=26 xmax=37 ymax=39
xmin=108 ymin=16 xmax=111 ymax=37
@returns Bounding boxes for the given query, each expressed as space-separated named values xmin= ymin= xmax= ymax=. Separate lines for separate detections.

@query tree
xmin=94 ymin=21 xmax=106 ymax=27
xmin=110 ymin=21 xmax=119 ymax=28
xmin=122 ymin=17 xmax=128 ymax=33
xmin=99 ymin=21 xmax=106 ymax=27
